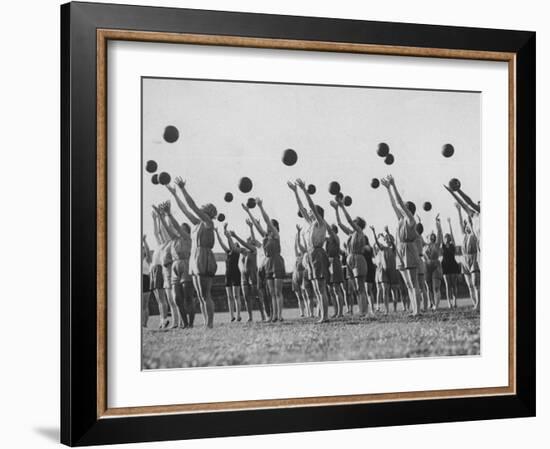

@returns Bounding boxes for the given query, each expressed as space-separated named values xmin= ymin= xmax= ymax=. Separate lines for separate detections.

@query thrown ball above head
xmin=442 ymin=143 xmax=455 ymax=158
xmin=449 ymin=178 xmax=461 ymax=191
xmin=158 ymin=172 xmax=171 ymax=185
xmin=329 ymin=181 xmax=341 ymax=195
xmin=384 ymin=154 xmax=395 ymax=165
xmin=217 ymin=213 xmax=226 ymax=222
xmin=423 ymin=201 xmax=432 ymax=211
xmin=163 ymin=125 xmax=179 ymax=143
xmin=377 ymin=142 xmax=390 ymax=158
xmin=307 ymin=184 xmax=316 ymax=195
xmin=246 ymin=198 xmax=257 ymax=209
xmin=282 ymin=148 xmax=298 ymax=166
xmin=343 ymin=195 xmax=352 ymax=207
xmin=151 ymin=174 xmax=159 ymax=185
xmin=145 ymin=160 xmax=158 ymax=173
xmin=371 ymin=178 xmax=380 ymax=189
xmin=238 ymin=177 xmax=253 ymax=193
xmin=224 ymin=192 xmax=233 ymax=203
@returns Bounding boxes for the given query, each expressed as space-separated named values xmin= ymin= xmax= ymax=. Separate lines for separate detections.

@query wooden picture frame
xmin=61 ymin=1 xmax=535 ymax=446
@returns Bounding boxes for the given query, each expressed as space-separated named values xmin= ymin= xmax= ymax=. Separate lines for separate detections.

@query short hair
xmin=315 ymin=205 xmax=325 ymax=218
xmin=202 ymin=203 xmax=217 ymax=218
xmin=271 ymin=218 xmax=280 ymax=231
xmin=354 ymin=217 xmax=366 ymax=230
xmin=406 ymin=201 xmax=416 ymax=215
xmin=181 ymin=222 xmax=191 ymax=234
xmin=331 ymin=224 xmax=338 ymax=234
xmin=416 ymin=223 xmax=424 ymax=235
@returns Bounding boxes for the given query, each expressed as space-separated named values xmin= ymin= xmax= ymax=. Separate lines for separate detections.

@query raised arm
xmin=455 ymin=203 xmax=466 ymax=234
xmin=223 ymin=223 xmax=237 ymax=251
xmin=246 ymin=219 xmax=261 ymax=247
xmin=444 ymin=185 xmax=476 ymax=217
xmin=299 ymin=235 xmax=308 ymax=254
xmin=380 ymin=177 xmax=403 ymax=220
xmin=152 ymin=210 xmax=163 ymax=245
xmin=242 ymin=204 xmax=267 ymax=238
xmin=287 ymin=181 xmax=312 ymax=224
xmin=387 ymin=175 xmax=414 ymax=223
xmin=336 ymin=199 xmax=363 ymax=233
xmin=142 ymin=235 xmax=152 ymax=264
xmin=369 ymin=225 xmax=381 ymax=252
xmin=230 ymin=230 xmax=255 ymax=252
xmin=435 ymin=214 xmax=443 ymax=246
xmin=256 ymin=198 xmax=279 ymax=238
xmin=294 ymin=225 xmax=302 ymax=257
xmin=295 ymin=179 xmax=322 ymax=224
xmin=214 ymin=227 xmax=230 ymax=253
xmin=330 ymin=201 xmax=352 ymax=235
xmin=154 ymin=204 xmax=178 ymax=240
xmin=175 ymin=177 xmax=212 ymax=224
xmin=164 ymin=209 xmax=190 ymax=240
xmin=166 ymin=184 xmax=200 ymax=225
xmin=457 ymin=188 xmax=480 ymax=213
xmin=447 ymin=218 xmax=456 ymax=245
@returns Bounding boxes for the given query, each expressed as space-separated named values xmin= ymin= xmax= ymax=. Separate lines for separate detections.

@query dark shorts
xmin=328 ymin=256 xmax=345 ymax=284
xmin=142 ymin=274 xmax=151 ymax=293
xmin=376 ymin=268 xmax=390 ymax=284
xmin=225 ymin=270 xmax=241 ymax=287
xmin=292 ymin=269 xmax=304 ymax=292
xmin=308 ymin=247 xmax=329 ymax=280
xmin=265 ymin=254 xmax=286 ymax=279
xmin=347 ymin=253 xmax=368 ymax=278
xmin=241 ymin=269 xmax=258 ymax=287
xmin=149 ymin=264 xmax=164 ymax=290
xmin=366 ymin=263 xmax=376 ymax=284
xmin=257 ymin=265 xmax=266 ymax=290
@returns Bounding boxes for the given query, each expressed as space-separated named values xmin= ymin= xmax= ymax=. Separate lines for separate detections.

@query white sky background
xmin=142 ymin=78 xmax=480 ymax=268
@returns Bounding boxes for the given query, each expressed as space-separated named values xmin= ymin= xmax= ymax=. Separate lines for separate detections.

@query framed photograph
xmin=61 ymin=1 xmax=535 ymax=446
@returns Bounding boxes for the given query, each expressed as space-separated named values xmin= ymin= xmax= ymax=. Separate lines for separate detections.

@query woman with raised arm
xmin=424 ymin=214 xmax=444 ymax=310
xmin=414 ymin=217 xmax=431 ymax=312
xmin=174 ymin=177 xmax=217 ymax=328
xmin=292 ymin=179 xmax=330 ymax=323
xmin=154 ymin=202 xmax=183 ymax=329
xmin=291 ymin=225 xmax=309 ymax=318
xmin=455 ymin=203 xmax=480 ymax=309
xmin=252 ymin=198 xmax=286 ymax=322
xmin=162 ymin=199 xmax=194 ymax=328
xmin=370 ymin=226 xmax=394 ymax=314
xmin=231 ymin=224 xmax=266 ymax=322
xmin=142 ymin=235 xmax=152 ymax=327
xmin=380 ymin=175 xmax=421 ymax=316
xmin=241 ymin=206 xmax=272 ymax=320
xmin=215 ymin=223 xmax=243 ymax=322
xmin=383 ymin=226 xmax=404 ymax=311
xmin=441 ymin=217 xmax=461 ymax=308
xmin=330 ymin=198 xmax=369 ymax=317
xmin=149 ymin=210 xmax=170 ymax=329
xmin=325 ymin=223 xmax=346 ymax=318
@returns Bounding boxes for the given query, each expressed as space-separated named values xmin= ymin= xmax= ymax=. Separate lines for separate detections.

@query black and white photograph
xmin=141 ymin=77 xmax=481 ymax=369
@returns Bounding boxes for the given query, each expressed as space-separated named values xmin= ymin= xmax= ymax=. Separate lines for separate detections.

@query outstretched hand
xmin=287 ymin=181 xmax=297 ymax=192
xmin=369 ymin=225 xmax=375 ymax=232
xmin=241 ymin=203 xmax=249 ymax=212
xmin=255 ymin=197 xmax=263 ymax=207
xmin=174 ymin=176 xmax=185 ymax=189
xmin=380 ymin=177 xmax=390 ymax=188
xmin=435 ymin=213 xmax=441 ymax=222
xmin=296 ymin=224 xmax=302 ymax=232
xmin=329 ymin=200 xmax=338 ymax=209
xmin=387 ymin=174 xmax=395 ymax=186
xmin=165 ymin=184 xmax=176 ymax=195
xmin=295 ymin=178 xmax=306 ymax=190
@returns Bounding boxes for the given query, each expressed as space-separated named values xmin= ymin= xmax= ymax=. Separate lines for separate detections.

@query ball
xmin=343 ymin=195 xmax=352 ymax=207
xmin=246 ymin=198 xmax=257 ymax=209
xmin=145 ymin=160 xmax=158 ymax=173
xmin=163 ymin=125 xmax=179 ymax=143
xmin=371 ymin=178 xmax=380 ymax=189
xmin=158 ymin=172 xmax=171 ymax=185
xmin=224 ymin=192 xmax=233 ymax=203
xmin=442 ymin=143 xmax=455 ymax=158
xmin=423 ymin=201 xmax=432 ymax=211
xmin=377 ymin=142 xmax=390 ymax=158
xmin=282 ymin=148 xmax=298 ymax=166
xmin=238 ymin=177 xmax=253 ymax=193
xmin=384 ymin=154 xmax=395 ymax=165
xmin=416 ymin=223 xmax=424 ymax=235
xmin=151 ymin=174 xmax=159 ymax=185
xmin=449 ymin=178 xmax=461 ymax=191
xmin=217 ymin=213 xmax=226 ymax=222
xmin=307 ymin=184 xmax=316 ymax=195
xmin=335 ymin=192 xmax=344 ymax=201
xmin=329 ymin=181 xmax=341 ymax=195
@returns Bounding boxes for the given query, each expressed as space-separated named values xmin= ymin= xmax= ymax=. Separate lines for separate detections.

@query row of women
xmin=141 ymin=174 xmax=480 ymax=329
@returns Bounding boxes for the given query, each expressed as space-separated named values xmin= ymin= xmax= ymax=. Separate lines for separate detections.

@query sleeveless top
xmin=442 ymin=243 xmax=457 ymax=262
xmin=307 ymin=221 xmax=327 ymax=249
xmin=463 ymin=233 xmax=478 ymax=255
xmin=160 ymin=241 xmax=173 ymax=266
xmin=424 ymin=243 xmax=440 ymax=261
xmin=240 ymin=247 xmax=257 ymax=273
xmin=192 ymin=221 xmax=214 ymax=249
xmin=347 ymin=231 xmax=366 ymax=255
xmin=171 ymin=234 xmax=192 ymax=260
xmin=263 ymin=235 xmax=281 ymax=258
xmin=225 ymin=249 xmax=241 ymax=275
xmin=398 ymin=218 xmax=418 ymax=243
xmin=325 ymin=234 xmax=340 ymax=258
xmin=363 ymin=238 xmax=375 ymax=272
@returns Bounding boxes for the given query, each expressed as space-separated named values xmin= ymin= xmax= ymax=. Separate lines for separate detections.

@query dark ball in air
xmin=246 ymin=198 xmax=257 ymax=209
xmin=377 ymin=142 xmax=390 ymax=158
xmin=238 ymin=177 xmax=253 ymax=193
xmin=416 ymin=223 xmax=424 ymax=235
xmin=335 ymin=192 xmax=344 ymax=201
xmin=442 ymin=143 xmax=455 ymax=158
xmin=145 ymin=160 xmax=158 ymax=173
xmin=384 ymin=153 xmax=395 ymax=165
xmin=449 ymin=178 xmax=461 ymax=192
xmin=151 ymin=174 xmax=159 ymax=185
xmin=217 ymin=213 xmax=226 ymax=222
xmin=371 ymin=178 xmax=380 ymax=189
xmin=343 ymin=195 xmax=352 ymax=207
xmin=163 ymin=125 xmax=179 ymax=143
xmin=423 ymin=201 xmax=432 ymax=211
xmin=158 ymin=172 xmax=171 ymax=185
xmin=307 ymin=184 xmax=316 ymax=195
xmin=329 ymin=181 xmax=341 ymax=195
xmin=224 ymin=192 xmax=233 ymax=203
xmin=282 ymin=148 xmax=298 ymax=166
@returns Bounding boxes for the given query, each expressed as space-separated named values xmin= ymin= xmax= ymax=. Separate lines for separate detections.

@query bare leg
xmin=165 ymin=288 xmax=181 ymax=328
xmin=267 ymin=279 xmax=278 ymax=322
xmin=173 ymin=283 xmax=188 ymax=328
xmin=432 ymin=277 xmax=442 ymax=310
xmin=443 ymin=275 xmax=453 ymax=308
xmin=471 ymin=272 xmax=480 ymax=310
xmin=400 ymin=269 xmax=420 ymax=316
xmin=152 ymin=289 xmax=169 ymax=328
xmin=225 ymin=286 xmax=235 ymax=321
xmin=182 ymin=282 xmax=195 ymax=327
xmin=366 ymin=283 xmax=376 ymax=316
xmin=275 ymin=278 xmax=285 ymax=320
xmin=314 ymin=278 xmax=329 ymax=323
xmin=233 ymin=285 xmax=242 ymax=321
xmin=142 ymin=292 xmax=150 ymax=327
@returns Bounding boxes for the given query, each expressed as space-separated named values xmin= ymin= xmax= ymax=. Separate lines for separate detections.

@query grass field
xmin=142 ymin=298 xmax=480 ymax=369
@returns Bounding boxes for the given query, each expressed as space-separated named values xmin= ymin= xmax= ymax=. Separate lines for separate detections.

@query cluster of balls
xmin=146 ymin=160 xmax=171 ymax=186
